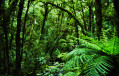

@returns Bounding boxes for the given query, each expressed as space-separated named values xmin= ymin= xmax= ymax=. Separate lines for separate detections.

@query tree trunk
xmin=40 ymin=3 xmax=48 ymax=40
xmin=72 ymin=0 xmax=79 ymax=45
xmin=1 ymin=0 xmax=18 ymax=75
xmin=95 ymin=0 xmax=102 ymax=40
xmin=9 ymin=17 xmax=14 ymax=50
xmin=42 ymin=1 xmax=86 ymax=35
xmin=21 ymin=0 xmax=30 ymax=63
xmin=81 ymin=1 xmax=87 ymax=31
xmin=88 ymin=2 xmax=92 ymax=31
xmin=113 ymin=0 xmax=119 ymax=37
xmin=15 ymin=0 xmax=25 ymax=75
xmin=2 ymin=0 xmax=10 ymax=74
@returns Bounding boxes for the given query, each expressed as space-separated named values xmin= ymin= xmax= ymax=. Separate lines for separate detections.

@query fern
xmin=61 ymin=36 xmax=119 ymax=76
xmin=78 ymin=38 xmax=102 ymax=51
xmin=83 ymin=56 xmax=113 ymax=76
xmin=65 ymin=48 xmax=101 ymax=60
xmin=63 ymin=49 xmax=113 ymax=76
xmin=101 ymin=36 xmax=119 ymax=55
xmin=62 ymin=56 xmax=81 ymax=71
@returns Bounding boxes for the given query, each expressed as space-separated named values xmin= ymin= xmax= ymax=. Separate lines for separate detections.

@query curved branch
xmin=39 ymin=1 xmax=85 ymax=34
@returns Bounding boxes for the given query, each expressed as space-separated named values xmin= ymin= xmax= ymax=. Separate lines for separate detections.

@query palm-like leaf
xmin=62 ymin=56 xmax=81 ymax=71
xmin=61 ymin=36 xmax=119 ymax=76
xmin=65 ymin=48 xmax=101 ymax=60
xmin=78 ymin=38 xmax=102 ymax=51
xmin=83 ymin=56 xmax=113 ymax=76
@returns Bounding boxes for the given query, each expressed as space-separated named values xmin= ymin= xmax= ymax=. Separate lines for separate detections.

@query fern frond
xmin=83 ymin=56 xmax=113 ymax=76
xmin=62 ymin=56 xmax=81 ymax=71
xmin=79 ymin=54 xmax=94 ymax=64
xmin=62 ymin=54 xmax=95 ymax=71
xmin=65 ymin=48 xmax=101 ymax=60
xmin=101 ymin=36 xmax=119 ymax=55
xmin=78 ymin=38 xmax=102 ymax=51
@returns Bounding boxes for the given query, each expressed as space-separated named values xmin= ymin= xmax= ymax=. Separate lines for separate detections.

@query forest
xmin=0 ymin=0 xmax=119 ymax=76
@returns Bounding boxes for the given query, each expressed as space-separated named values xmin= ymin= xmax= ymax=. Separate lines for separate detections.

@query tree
xmin=15 ymin=0 xmax=25 ymax=75
xmin=95 ymin=0 xmax=102 ymax=39
xmin=40 ymin=2 xmax=49 ymax=40
xmin=21 ymin=0 xmax=31 ymax=63
xmin=113 ymin=0 xmax=119 ymax=37
xmin=2 ymin=0 xmax=18 ymax=74
xmin=0 ymin=0 xmax=119 ymax=76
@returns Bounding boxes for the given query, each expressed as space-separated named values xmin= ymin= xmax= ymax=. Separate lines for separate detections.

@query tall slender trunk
xmin=1 ymin=0 xmax=18 ymax=75
xmin=88 ymin=2 xmax=92 ymax=31
xmin=72 ymin=0 xmax=79 ymax=45
xmin=40 ymin=3 xmax=48 ymax=40
xmin=15 ymin=0 xmax=25 ymax=75
xmin=113 ymin=0 xmax=119 ymax=37
xmin=92 ymin=13 xmax=95 ymax=33
xmin=21 ymin=0 xmax=30 ymax=63
xmin=2 ymin=0 xmax=10 ymax=74
xmin=95 ymin=0 xmax=102 ymax=40
xmin=81 ymin=1 xmax=87 ymax=31
xmin=9 ymin=17 xmax=14 ymax=50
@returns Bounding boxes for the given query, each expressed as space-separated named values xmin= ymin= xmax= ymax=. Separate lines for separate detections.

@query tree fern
xmin=62 ymin=49 xmax=113 ymax=76
xmin=83 ymin=56 xmax=113 ymax=76
xmin=61 ymin=36 xmax=119 ymax=76
xmin=78 ymin=38 xmax=102 ymax=51
xmin=62 ymin=56 xmax=81 ymax=71
xmin=78 ymin=36 xmax=119 ymax=55
xmin=65 ymin=48 xmax=100 ymax=60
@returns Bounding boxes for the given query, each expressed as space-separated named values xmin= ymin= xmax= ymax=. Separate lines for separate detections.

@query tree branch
xmin=39 ymin=1 xmax=85 ymax=35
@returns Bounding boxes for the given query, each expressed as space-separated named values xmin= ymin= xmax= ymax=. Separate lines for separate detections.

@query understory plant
xmin=61 ymin=36 xmax=119 ymax=76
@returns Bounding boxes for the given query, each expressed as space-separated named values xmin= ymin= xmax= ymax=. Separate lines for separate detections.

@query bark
xmin=113 ymin=0 xmax=119 ymax=37
xmin=15 ymin=0 xmax=25 ymax=75
xmin=2 ymin=0 xmax=10 ymax=74
xmin=21 ymin=0 xmax=30 ymax=63
xmin=88 ymin=3 xmax=92 ymax=31
xmin=81 ymin=1 xmax=87 ymax=31
xmin=40 ymin=3 xmax=48 ymax=40
xmin=9 ymin=17 xmax=14 ymax=50
xmin=92 ymin=14 xmax=95 ymax=33
xmin=95 ymin=0 xmax=102 ymax=40
xmin=3 ymin=18 xmax=10 ymax=75
xmin=0 ymin=0 xmax=6 ymax=74
xmin=1 ymin=0 xmax=18 ymax=74
xmin=72 ymin=0 xmax=79 ymax=45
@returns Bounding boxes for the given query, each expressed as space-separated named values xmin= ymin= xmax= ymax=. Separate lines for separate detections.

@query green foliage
xmin=62 ymin=56 xmax=81 ymax=71
xmin=61 ymin=36 xmax=119 ymax=76
xmin=64 ymin=72 xmax=77 ymax=76
xmin=65 ymin=48 xmax=95 ymax=60
xmin=1 ymin=0 xmax=118 ymax=75
xmin=44 ymin=66 xmax=60 ymax=76
xmin=101 ymin=36 xmax=119 ymax=55
xmin=57 ymin=53 xmax=67 ymax=60
xmin=79 ymin=38 xmax=102 ymax=50
xmin=80 ymin=35 xmax=119 ymax=56
xmin=83 ymin=56 xmax=113 ymax=76
xmin=41 ymin=62 xmax=64 ymax=76
xmin=53 ymin=49 xmax=60 ymax=57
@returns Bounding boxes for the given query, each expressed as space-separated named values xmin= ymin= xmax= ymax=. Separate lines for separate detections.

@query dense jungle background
xmin=0 ymin=0 xmax=119 ymax=76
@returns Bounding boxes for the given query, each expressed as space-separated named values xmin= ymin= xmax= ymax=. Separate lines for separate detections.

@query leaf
xmin=102 ymin=36 xmax=119 ymax=55
xmin=83 ymin=56 xmax=113 ymax=76
xmin=64 ymin=72 xmax=77 ymax=76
